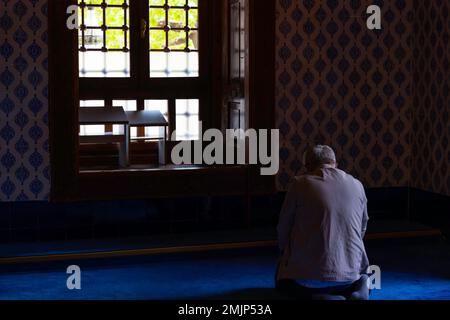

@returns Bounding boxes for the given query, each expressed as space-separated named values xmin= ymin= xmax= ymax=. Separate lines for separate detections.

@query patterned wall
xmin=0 ymin=0 xmax=50 ymax=201
xmin=412 ymin=0 xmax=450 ymax=196
xmin=276 ymin=0 xmax=414 ymax=191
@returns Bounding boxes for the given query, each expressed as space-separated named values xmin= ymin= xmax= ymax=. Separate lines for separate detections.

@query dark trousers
xmin=276 ymin=275 xmax=370 ymax=300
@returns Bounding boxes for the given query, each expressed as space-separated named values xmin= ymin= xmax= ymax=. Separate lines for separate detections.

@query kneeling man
xmin=276 ymin=145 xmax=370 ymax=300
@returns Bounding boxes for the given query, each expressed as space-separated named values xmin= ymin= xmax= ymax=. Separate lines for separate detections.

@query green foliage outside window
xmin=79 ymin=0 xmax=198 ymax=50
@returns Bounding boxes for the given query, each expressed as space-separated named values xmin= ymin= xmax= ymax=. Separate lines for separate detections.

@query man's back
xmin=277 ymin=167 xmax=369 ymax=282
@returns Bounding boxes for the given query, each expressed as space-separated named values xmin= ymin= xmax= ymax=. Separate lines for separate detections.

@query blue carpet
xmin=1 ymin=242 xmax=450 ymax=300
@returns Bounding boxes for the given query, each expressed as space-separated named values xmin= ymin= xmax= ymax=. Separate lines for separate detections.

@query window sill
xmin=78 ymin=164 xmax=244 ymax=176
xmin=57 ymin=165 xmax=261 ymax=202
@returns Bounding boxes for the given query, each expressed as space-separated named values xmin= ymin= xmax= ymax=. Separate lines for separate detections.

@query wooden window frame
xmin=49 ymin=0 xmax=275 ymax=201
xmin=78 ymin=0 xmax=210 ymax=138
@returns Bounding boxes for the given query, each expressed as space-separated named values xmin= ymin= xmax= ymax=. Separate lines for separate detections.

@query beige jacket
xmin=277 ymin=167 xmax=369 ymax=282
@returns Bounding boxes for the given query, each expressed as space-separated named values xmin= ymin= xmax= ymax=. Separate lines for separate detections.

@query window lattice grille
xmin=149 ymin=0 xmax=199 ymax=77
xmin=149 ymin=0 xmax=199 ymax=53
xmin=78 ymin=0 xmax=130 ymax=52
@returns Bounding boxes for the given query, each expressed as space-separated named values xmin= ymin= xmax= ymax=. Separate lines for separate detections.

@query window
xmin=144 ymin=99 xmax=168 ymax=138
xmin=49 ymin=0 xmax=276 ymax=200
xmin=77 ymin=0 xmax=208 ymax=153
xmin=149 ymin=0 xmax=199 ymax=77
xmin=175 ymin=99 xmax=199 ymax=140
xmin=78 ymin=0 xmax=131 ymax=77
xmin=79 ymin=100 xmax=105 ymax=135
xmin=112 ymin=100 xmax=137 ymax=137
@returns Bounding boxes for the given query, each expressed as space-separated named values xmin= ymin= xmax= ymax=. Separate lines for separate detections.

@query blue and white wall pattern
xmin=0 ymin=0 xmax=50 ymax=201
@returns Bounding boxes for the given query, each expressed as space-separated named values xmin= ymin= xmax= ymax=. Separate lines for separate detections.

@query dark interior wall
xmin=0 ymin=189 xmax=412 ymax=244
xmin=412 ymin=0 xmax=450 ymax=197
xmin=276 ymin=0 xmax=415 ymax=191
xmin=0 ymin=0 xmax=50 ymax=201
